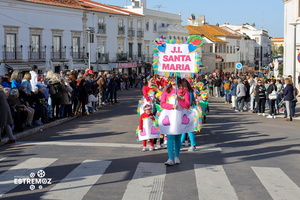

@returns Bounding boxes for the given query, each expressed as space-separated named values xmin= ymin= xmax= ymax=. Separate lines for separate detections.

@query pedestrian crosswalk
xmin=0 ymin=157 xmax=300 ymax=200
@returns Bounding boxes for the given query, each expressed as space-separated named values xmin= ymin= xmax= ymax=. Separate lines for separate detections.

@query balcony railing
xmin=98 ymin=23 xmax=106 ymax=34
xmin=118 ymin=25 xmax=125 ymax=35
xmin=137 ymin=29 xmax=144 ymax=37
xmin=116 ymin=52 xmax=128 ymax=61
xmin=3 ymin=46 xmax=23 ymax=60
xmin=51 ymin=50 xmax=66 ymax=60
xmin=71 ymin=51 xmax=85 ymax=60
xmin=97 ymin=53 xmax=109 ymax=63
xmin=128 ymin=28 xmax=135 ymax=37
xmin=28 ymin=51 xmax=46 ymax=60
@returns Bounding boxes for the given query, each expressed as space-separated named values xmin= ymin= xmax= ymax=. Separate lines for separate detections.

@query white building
xmin=283 ymin=0 xmax=300 ymax=84
xmin=221 ymin=23 xmax=271 ymax=71
xmin=0 ymin=0 xmax=86 ymax=74
xmin=0 ymin=0 xmax=189 ymax=76
xmin=186 ymin=15 xmax=256 ymax=73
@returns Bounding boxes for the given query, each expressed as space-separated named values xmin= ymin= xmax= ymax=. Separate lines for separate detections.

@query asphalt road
xmin=1 ymin=88 xmax=300 ymax=200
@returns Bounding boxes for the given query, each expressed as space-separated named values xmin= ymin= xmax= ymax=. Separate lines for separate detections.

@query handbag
xmin=268 ymin=90 xmax=277 ymax=100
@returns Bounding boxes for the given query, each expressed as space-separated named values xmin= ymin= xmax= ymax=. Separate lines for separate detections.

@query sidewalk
xmin=213 ymin=95 xmax=300 ymax=120
xmin=0 ymin=115 xmax=80 ymax=146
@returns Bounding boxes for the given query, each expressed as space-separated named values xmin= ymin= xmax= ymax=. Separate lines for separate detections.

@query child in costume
xmin=152 ymin=90 xmax=166 ymax=149
xmin=180 ymin=78 xmax=198 ymax=151
xmin=137 ymin=77 xmax=157 ymax=116
xmin=139 ymin=104 xmax=157 ymax=152
xmin=199 ymin=92 xmax=209 ymax=123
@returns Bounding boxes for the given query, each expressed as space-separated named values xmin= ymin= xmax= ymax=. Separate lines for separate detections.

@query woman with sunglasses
xmin=254 ymin=79 xmax=267 ymax=116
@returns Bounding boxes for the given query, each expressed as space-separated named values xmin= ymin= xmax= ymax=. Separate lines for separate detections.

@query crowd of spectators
xmin=0 ymin=66 xmax=147 ymax=143
xmin=203 ymin=72 xmax=300 ymax=121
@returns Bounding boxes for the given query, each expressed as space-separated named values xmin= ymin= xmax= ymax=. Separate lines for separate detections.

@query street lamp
xmin=86 ymin=27 xmax=91 ymax=70
xmin=235 ymin=46 xmax=240 ymax=74
xmin=289 ymin=21 xmax=300 ymax=86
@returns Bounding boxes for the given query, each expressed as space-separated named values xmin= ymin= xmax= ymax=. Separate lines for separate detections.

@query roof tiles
xmin=20 ymin=0 xmax=142 ymax=16
xmin=186 ymin=24 xmax=241 ymax=43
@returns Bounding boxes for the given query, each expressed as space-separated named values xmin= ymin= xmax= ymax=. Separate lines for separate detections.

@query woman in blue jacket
xmin=283 ymin=78 xmax=294 ymax=121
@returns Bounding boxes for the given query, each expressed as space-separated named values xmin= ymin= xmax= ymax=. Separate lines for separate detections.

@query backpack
xmin=49 ymin=84 xmax=56 ymax=95
xmin=223 ymin=82 xmax=231 ymax=90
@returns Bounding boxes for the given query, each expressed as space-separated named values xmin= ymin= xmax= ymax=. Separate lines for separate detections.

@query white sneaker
xmin=164 ymin=159 xmax=175 ymax=166
xmin=174 ymin=157 xmax=180 ymax=164
xmin=184 ymin=140 xmax=189 ymax=146
xmin=188 ymin=146 xmax=197 ymax=151
xmin=262 ymin=113 xmax=266 ymax=116
xmin=258 ymin=113 xmax=262 ymax=116
xmin=266 ymin=115 xmax=273 ymax=119
xmin=273 ymin=115 xmax=276 ymax=118
xmin=142 ymin=147 xmax=146 ymax=152
xmin=149 ymin=146 xmax=154 ymax=151
xmin=160 ymin=144 xmax=166 ymax=149
xmin=154 ymin=144 xmax=159 ymax=150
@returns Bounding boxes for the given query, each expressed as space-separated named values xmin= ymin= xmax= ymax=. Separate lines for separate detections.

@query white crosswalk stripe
xmin=0 ymin=157 xmax=6 ymax=162
xmin=194 ymin=164 xmax=239 ymax=200
xmin=122 ymin=162 xmax=166 ymax=200
xmin=41 ymin=160 xmax=111 ymax=200
xmin=252 ymin=166 xmax=300 ymax=200
xmin=15 ymin=141 xmax=223 ymax=151
xmin=1 ymin=158 xmax=300 ymax=200
xmin=0 ymin=158 xmax=57 ymax=197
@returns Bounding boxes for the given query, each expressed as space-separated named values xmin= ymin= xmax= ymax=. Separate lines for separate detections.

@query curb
xmin=0 ymin=115 xmax=80 ymax=146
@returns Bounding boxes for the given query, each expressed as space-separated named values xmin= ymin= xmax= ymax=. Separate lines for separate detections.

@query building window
xmin=138 ymin=43 xmax=142 ymax=57
xmin=153 ymin=21 xmax=157 ymax=32
xmin=128 ymin=19 xmax=135 ymax=36
xmin=255 ymin=48 xmax=260 ymax=58
xmin=98 ymin=17 xmax=106 ymax=34
xmin=145 ymin=20 xmax=149 ymax=31
xmin=31 ymin=35 xmax=40 ymax=53
xmin=53 ymin=36 xmax=61 ymax=52
xmin=118 ymin=19 xmax=125 ymax=35
xmin=29 ymin=35 xmax=41 ymax=59
xmin=6 ymin=33 xmax=16 ymax=53
xmin=129 ymin=43 xmax=133 ymax=59
xmin=72 ymin=37 xmax=80 ymax=59
xmin=52 ymin=36 xmax=62 ymax=59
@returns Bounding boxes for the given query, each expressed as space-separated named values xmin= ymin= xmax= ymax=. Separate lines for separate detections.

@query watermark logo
xmin=14 ymin=169 xmax=52 ymax=190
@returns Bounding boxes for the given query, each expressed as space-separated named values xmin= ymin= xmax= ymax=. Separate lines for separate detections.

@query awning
xmin=98 ymin=64 xmax=111 ymax=71
xmin=71 ymin=63 xmax=87 ymax=69
xmin=5 ymin=63 xmax=45 ymax=71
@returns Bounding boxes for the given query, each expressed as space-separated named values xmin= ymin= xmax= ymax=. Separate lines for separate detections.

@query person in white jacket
xmin=29 ymin=65 xmax=38 ymax=91
xmin=86 ymin=90 xmax=98 ymax=114
xmin=249 ymin=78 xmax=257 ymax=112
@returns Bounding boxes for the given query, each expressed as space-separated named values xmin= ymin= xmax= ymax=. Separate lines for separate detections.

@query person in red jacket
xmin=139 ymin=104 xmax=155 ymax=151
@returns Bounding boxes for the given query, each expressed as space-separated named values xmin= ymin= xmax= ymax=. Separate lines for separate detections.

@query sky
xmin=95 ymin=0 xmax=284 ymax=37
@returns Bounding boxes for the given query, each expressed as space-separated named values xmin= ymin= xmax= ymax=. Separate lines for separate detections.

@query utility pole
xmin=289 ymin=21 xmax=300 ymax=85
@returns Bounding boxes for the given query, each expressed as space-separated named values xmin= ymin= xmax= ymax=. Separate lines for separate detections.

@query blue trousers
xmin=181 ymin=132 xmax=196 ymax=147
xmin=167 ymin=134 xmax=181 ymax=160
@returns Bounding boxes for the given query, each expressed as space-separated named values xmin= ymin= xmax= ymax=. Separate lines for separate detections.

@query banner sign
xmin=119 ymin=62 xmax=137 ymax=68
xmin=158 ymin=44 xmax=196 ymax=73
xmin=152 ymin=35 xmax=204 ymax=77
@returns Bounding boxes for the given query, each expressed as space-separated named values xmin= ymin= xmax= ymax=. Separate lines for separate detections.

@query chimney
xmin=198 ymin=15 xmax=205 ymax=26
